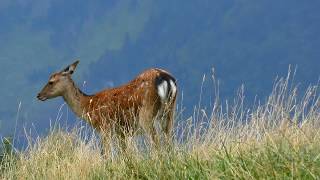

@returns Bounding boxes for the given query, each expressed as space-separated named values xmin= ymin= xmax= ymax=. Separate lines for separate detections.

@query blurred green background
xmin=0 ymin=0 xmax=319 ymax=141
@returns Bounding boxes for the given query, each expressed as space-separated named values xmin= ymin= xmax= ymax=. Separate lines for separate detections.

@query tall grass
xmin=1 ymin=71 xmax=319 ymax=179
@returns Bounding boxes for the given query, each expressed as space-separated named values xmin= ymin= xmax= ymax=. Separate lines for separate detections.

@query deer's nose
xmin=37 ymin=93 xmax=47 ymax=101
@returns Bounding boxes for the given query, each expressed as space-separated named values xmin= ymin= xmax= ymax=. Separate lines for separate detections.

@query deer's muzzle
xmin=37 ymin=93 xmax=48 ymax=101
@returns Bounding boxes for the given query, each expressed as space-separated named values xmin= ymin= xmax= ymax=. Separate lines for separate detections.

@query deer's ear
xmin=62 ymin=60 xmax=79 ymax=75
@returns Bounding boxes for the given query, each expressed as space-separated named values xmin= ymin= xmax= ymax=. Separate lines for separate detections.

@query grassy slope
xmin=1 ymin=74 xmax=319 ymax=179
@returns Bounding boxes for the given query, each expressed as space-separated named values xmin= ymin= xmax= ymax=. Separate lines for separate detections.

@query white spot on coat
xmin=169 ymin=80 xmax=176 ymax=96
xmin=157 ymin=80 xmax=168 ymax=101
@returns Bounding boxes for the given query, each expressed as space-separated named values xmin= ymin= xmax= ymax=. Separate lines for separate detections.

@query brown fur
xmin=37 ymin=61 xmax=177 ymax=148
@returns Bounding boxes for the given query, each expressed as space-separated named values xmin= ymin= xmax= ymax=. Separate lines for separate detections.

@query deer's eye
xmin=49 ymin=81 xmax=54 ymax=85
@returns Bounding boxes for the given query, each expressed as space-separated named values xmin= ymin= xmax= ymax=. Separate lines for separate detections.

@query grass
xmin=1 ymin=71 xmax=319 ymax=179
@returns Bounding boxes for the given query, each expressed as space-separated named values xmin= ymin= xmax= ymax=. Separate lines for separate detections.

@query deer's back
xmin=82 ymin=68 xmax=176 ymax=131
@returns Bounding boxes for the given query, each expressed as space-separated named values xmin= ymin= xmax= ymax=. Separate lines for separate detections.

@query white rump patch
xmin=169 ymin=80 xmax=177 ymax=96
xmin=157 ymin=80 xmax=168 ymax=101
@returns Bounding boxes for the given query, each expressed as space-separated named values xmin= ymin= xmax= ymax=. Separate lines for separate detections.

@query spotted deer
xmin=37 ymin=61 xmax=177 ymax=149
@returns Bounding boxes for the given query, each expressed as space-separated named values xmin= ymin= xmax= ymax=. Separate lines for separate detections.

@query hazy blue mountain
xmin=0 ymin=0 xmax=319 ymax=143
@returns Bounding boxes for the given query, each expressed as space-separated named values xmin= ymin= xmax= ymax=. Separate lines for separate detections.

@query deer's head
xmin=37 ymin=61 xmax=79 ymax=101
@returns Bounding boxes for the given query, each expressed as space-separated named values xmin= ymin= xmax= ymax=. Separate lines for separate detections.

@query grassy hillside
xmin=1 ymin=73 xmax=319 ymax=179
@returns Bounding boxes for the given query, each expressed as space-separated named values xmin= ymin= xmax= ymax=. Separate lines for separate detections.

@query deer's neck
xmin=62 ymin=80 xmax=90 ymax=118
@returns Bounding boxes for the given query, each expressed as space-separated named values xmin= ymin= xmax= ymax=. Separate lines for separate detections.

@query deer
xmin=37 ymin=60 xmax=177 ymax=151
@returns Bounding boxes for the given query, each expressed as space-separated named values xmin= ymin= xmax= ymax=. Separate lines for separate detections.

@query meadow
xmin=1 ymin=71 xmax=319 ymax=179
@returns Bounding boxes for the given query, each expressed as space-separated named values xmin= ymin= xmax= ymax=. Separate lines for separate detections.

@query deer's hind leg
xmin=160 ymin=97 xmax=177 ymax=146
xmin=139 ymin=106 xmax=159 ymax=148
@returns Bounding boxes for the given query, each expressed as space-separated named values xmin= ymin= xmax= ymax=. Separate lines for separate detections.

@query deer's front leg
xmin=100 ymin=129 xmax=112 ymax=158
